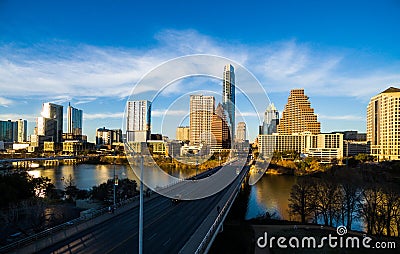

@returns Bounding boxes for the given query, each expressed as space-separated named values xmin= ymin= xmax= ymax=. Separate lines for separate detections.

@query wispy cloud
xmin=0 ymin=97 xmax=14 ymax=107
xmin=318 ymin=114 xmax=365 ymax=121
xmin=0 ymin=29 xmax=399 ymax=103
xmin=83 ymin=112 xmax=124 ymax=120
xmin=152 ymin=109 xmax=188 ymax=117
xmin=0 ymin=113 xmax=36 ymax=122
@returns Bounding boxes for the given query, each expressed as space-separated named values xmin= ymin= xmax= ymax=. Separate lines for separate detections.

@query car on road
xmin=171 ymin=194 xmax=182 ymax=204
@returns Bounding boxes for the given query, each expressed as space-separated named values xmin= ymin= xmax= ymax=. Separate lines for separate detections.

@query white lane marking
xmin=148 ymin=233 xmax=157 ymax=240
xmin=163 ymin=238 xmax=171 ymax=246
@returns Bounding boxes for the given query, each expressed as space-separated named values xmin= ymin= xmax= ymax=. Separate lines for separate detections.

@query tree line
xmin=288 ymin=163 xmax=400 ymax=237
xmin=0 ymin=172 xmax=138 ymax=237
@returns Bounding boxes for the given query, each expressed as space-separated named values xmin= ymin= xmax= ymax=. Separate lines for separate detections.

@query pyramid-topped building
xmin=277 ymin=89 xmax=321 ymax=135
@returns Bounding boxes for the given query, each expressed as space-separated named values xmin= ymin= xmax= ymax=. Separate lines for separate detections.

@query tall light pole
xmin=113 ymin=154 xmax=118 ymax=208
xmin=195 ymin=157 xmax=198 ymax=178
xmin=139 ymin=155 xmax=144 ymax=254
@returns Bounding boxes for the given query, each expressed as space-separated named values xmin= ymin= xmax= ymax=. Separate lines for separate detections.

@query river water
xmin=28 ymin=164 xmax=363 ymax=231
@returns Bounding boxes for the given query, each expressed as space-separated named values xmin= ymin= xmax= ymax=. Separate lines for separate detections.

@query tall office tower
xmin=236 ymin=122 xmax=247 ymax=141
xmin=36 ymin=116 xmax=57 ymax=141
xmin=176 ymin=126 xmax=190 ymax=142
xmin=211 ymin=103 xmax=231 ymax=149
xmin=0 ymin=120 xmax=18 ymax=142
xmin=126 ymin=100 xmax=151 ymax=142
xmin=189 ymin=95 xmax=215 ymax=146
xmin=262 ymin=103 xmax=279 ymax=134
xmin=41 ymin=102 xmax=63 ymax=142
xmin=222 ymin=64 xmax=235 ymax=138
xmin=277 ymin=89 xmax=320 ymax=135
xmin=367 ymin=87 xmax=400 ymax=161
xmin=17 ymin=119 xmax=27 ymax=142
xmin=67 ymin=103 xmax=83 ymax=135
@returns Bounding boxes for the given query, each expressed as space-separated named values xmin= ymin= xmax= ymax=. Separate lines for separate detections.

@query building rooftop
xmin=381 ymin=87 xmax=400 ymax=93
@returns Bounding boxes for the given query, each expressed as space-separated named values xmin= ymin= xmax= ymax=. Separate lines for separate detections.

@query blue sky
xmin=0 ymin=0 xmax=399 ymax=142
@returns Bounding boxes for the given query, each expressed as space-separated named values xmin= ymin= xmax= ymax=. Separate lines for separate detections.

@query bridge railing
xmin=0 ymin=196 xmax=139 ymax=253
xmin=194 ymin=166 xmax=248 ymax=254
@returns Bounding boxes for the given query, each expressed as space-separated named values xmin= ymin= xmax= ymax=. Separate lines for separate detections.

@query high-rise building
xmin=211 ymin=103 xmax=231 ymax=149
xmin=176 ymin=126 xmax=190 ymax=142
xmin=41 ymin=102 xmax=63 ymax=142
xmin=367 ymin=87 xmax=400 ymax=161
xmin=17 ymin=119 xmax=27 ymax=142
xmin=236 ymin=122 xmax=247 ymax=141
xmin=222 ymin=64 xmax=235 ymax=138
xmin=126 ymin=100 xmax=151 ymax=142
xmin=96 ymin=127 xmax=122 ymax=146
xmin=37 ymin=117 xmax=57 ymax=141
xmin=277 ymin=89 xmax=320 ymax=135
xmin=189 ymin=95 xmax=215 ymax=145
xmin=67 ymin=103 xmax=83 ymax=135
xmin=0 ymin=120 xmax=17 ymax=142
xmin=262 ymin=103 xmax=279 ymax=134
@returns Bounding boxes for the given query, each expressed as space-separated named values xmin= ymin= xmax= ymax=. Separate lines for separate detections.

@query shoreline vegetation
xmin=210 ymin=149 xmax=400 ymax=253
xmin=2 ymin=149 xmax=399 ymax=248
xmin=0 ymin=151 xmax=230 ymax=245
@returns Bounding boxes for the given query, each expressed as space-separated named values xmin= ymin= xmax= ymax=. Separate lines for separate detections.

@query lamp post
xmin=113 ymin=164 xmax=116 ymax=208
xmin=195 ymin=157 xmax=198 ymax=178
xmin=139 ymin=155 xmax=144 ymax=254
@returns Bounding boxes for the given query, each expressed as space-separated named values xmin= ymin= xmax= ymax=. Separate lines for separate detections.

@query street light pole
xmin=139 ymin=155 xmax=144 ymax=254
xmin=113 ymin=161 xmax=116 ymax=208
xmin=196 ymin=157 xmax=198 ymax=177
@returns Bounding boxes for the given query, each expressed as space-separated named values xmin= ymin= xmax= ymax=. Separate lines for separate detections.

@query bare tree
xmin=337 ymin=169 xmax=362 ymax=230
xmin=289 ymin=177 xmax=314 ymax=223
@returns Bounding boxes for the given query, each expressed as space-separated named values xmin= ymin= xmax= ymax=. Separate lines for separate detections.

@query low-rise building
xmin=63 ymin=140 xmax=95 ymax=154
xmin=259 ymin=132 xmax=343 ymax=161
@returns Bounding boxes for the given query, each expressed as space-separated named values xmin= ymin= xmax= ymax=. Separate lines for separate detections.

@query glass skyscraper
xmin=222 ymin=64 xmax=235 ymax=138
xmin=67 ymin=103 xmax=83 ymax=135
xmin=41 ymin=102 xmax=63 ymax=142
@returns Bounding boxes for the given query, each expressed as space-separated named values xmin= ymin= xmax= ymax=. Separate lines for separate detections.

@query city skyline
xmin=1 ymin=1 xmax=400 ymax=142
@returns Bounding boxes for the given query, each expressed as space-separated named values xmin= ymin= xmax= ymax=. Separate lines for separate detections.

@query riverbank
xmin=211 ymin=217 xmax=400 ymax=254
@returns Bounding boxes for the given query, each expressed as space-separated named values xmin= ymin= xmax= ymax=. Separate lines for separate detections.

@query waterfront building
xmin=36 ymin=117 xmax=57 ymax=141
xmin=17 ymin=119 xmax=27 ymax=142
xmin=189 ymin=95 xmax=215 ymax=146
xmin=126 ymin=100 xmax=151 ymax=142
xmin=236 ymin=122 xmax=247 ymax=141
xmin=258 ymin=132 xmax=343 ymax=161
xmin=67 ymin=103 xmax=83 ymax=135
xmin=222 ymin=64 xmax=235 ymax=137
xmin=261 ymin=103 xmax=279 ymax=135
xmin=96 ymin=127 xmax=122 ymax=146
xmin=41 ymin=102 xmax=63 ymax=143
xmin=176 ymin=126 xmax=190 ymax=142
xmin=367 ymin=87 xmax=400 ymax=161
xmin=0 ymin=120 xmax=17 ymax=142
xmin=211 ymin=103 xmax=231 ymax=150
xmin=277 ymin=89 xmax=320 ymax=135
